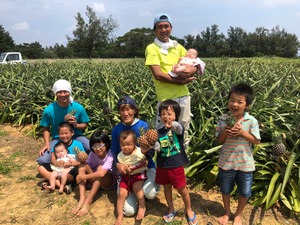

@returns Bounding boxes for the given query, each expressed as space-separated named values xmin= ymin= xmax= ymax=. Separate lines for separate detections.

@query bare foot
xmin=71 ymin=203 xmax=83 ymax=214
xmin=218 ymin=213 xmax=230 ymax=225
xmin=233 ymin=215 xmax=242 ymax=225
xmin=77 ymin=204 xmax=91 ymax=217
xmin=44 ymin=185 xmax=55 ymax=192
xmin=115 ymin=215 xmax=123 ymax=225
xmin=136 ymin=206 xmax=146 ymax=220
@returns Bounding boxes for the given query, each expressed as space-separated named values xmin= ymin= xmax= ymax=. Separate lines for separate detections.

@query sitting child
xmin=115 ymin=130 xmax=148 ymax=225
xmin=44 ymin=142 xmax=76 ymax=194
xmin=169 ymin=48 xmax=205 ymax=79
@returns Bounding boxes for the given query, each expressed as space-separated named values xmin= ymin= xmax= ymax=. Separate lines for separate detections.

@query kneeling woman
xmin=72 ymin=130 xmax=116 ymax=216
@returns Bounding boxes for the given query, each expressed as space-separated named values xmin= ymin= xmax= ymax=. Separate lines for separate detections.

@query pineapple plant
xmin=74 ymin=147 xmax=88 ymax=164
xmin=64 ymin=110 xmax=76 ymax=122
xmin=272 ymin=132 xmax=288 ymax=162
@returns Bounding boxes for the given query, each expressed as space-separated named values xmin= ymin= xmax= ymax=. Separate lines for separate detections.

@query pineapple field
xmin=0 ymin=57 xmax=300 ymax=219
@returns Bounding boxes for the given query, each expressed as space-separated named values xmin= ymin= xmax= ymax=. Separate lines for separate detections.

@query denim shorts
xmin=218 ymin=168 xmax=253 ymax=198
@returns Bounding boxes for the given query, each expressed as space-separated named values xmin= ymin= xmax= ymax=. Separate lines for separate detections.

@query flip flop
xmin=65 ymin=184 xmax=72 ymax=194
xmin=163 ymin=211 xmax=177 ymax=223
xmin=187 ymin=211 xmax=198 ymax=225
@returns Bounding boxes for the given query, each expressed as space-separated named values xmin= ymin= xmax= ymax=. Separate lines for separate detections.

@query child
xmin=215 ymin=83 xmax=260 ymax=225
xmin=155 ymin=100 xmax=197 ymax=225
xmin=39 ymin=122 xmax=85 ymax=192
xmin=44 ymin=142 xmax=76 ymax=194
xmin=169 ymin=48 xmax=205 ymax=79
xmin=72 ymin=130 xmax=116 ymax=217
xmin=115 ymin=130 xmax=148 ymax=225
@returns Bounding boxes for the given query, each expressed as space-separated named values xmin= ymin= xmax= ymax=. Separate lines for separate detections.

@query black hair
xmin=53 ymin=141 xmax=68 ymax=158
xmin=228 ymin=83 xmax=254 ymax=106
xmin=119 ymin=130 xmax=137 ymax=144
xmin=89 ymin=130 xmax=111 ymax=152
xmin=58 ymin=122 xmax=74 ymax=132
xmin=158 ymin=99 xmax=181 ymax=121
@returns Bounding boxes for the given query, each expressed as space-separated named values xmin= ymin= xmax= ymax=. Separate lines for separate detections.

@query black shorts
xmin=40 ymin=163 xmax=79 ymax=180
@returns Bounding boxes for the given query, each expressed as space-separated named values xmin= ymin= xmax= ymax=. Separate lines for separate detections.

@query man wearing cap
xmin=145 ymin=13 xmax=203 ymax=144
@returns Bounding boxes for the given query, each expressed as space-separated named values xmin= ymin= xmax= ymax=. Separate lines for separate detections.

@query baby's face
xmin=186 ymin=49 xmax=197 ymax=59
xmin=55 ymin=145 xmax=68 ymax=158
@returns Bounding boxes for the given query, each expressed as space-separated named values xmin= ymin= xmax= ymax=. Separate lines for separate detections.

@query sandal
xmin=163 ymin=211 xmax=177 ymax=223
xmin=65 ymin=184 xmax=72 ymax=194
xmin=187 ymin=211 xmax=198 ymax=225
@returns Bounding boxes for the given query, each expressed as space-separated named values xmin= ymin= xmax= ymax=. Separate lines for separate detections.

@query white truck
xmin=0 ymin=52 xmax=27 ymax=64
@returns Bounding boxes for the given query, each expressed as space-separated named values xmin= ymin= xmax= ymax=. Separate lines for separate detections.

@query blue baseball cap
xmin=153 ymin=13 xmax=172 ymax=28
xmin=117 ymin=96 xmax=137 ymax=110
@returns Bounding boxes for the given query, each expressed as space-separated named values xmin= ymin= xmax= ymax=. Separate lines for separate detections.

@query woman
xmin=111 ymin=95 xmax=159 ymax=216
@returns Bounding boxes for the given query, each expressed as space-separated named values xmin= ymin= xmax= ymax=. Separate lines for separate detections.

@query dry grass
xmin=0 ymin=124 xmax=298 ymax=225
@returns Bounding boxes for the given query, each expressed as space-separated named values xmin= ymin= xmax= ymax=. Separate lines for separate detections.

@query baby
xmin=169 ymin=48 xmax=205 ymax=79
xmin=44 ymin=142 xmax=76 ymax=194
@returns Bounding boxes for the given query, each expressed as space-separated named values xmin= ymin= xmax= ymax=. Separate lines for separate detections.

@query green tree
xmin=112 ymin=28 xmax=154 ymax=58
xmin=67 ymin=5 xmax=118 ymax=58
xmin=226 ymin=26 xmax=249 ymax=57
xmin=15 ymin=42 xmax=44 ymax=59
xmin=0 ymin=25 xmax=15 ymax=52
xmin=200 ymin=24 xmax=226 ymax=57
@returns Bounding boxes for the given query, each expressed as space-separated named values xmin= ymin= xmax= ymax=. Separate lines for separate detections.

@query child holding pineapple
xmin=37 ymin=79 xmax=90 ymax=165
xmin=72 ymin=130 xmax=116 ymax=217
xmin=155 ymin=99 xmax=197 ymax=225
xmin=115 ymin=130 xmax=148 ymax=225
xmin=215 ymin=83 xmax=260 ymax=225
xmin=38 ymin=122 xmax=86 ymax=192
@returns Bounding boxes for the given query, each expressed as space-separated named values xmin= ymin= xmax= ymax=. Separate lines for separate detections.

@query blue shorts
xmin=218 ymin=168 xmax=253 ymax=198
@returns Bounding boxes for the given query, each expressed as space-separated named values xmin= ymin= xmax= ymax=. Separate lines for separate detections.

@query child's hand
xmin=231 ymin=123 xmax=243 ymax=137
xmin=76 ymin=174 xmax=84 ymax=184
xmin=63 ymin=161 xmax=72 ymax=168
xmin=57 ymin=160 xmax=64 ymax=167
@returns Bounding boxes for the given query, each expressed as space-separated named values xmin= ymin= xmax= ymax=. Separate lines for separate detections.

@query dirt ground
xmin=0 ymin=124 xmax=299 ymax=225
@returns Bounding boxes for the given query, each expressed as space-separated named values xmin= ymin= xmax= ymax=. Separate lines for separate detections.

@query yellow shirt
xmin=145 ymin=42 xmax=189 ymax=101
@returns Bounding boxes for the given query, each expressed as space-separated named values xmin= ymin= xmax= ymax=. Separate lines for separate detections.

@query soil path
xmin=0 ymin=124 xmax=298 ymax=225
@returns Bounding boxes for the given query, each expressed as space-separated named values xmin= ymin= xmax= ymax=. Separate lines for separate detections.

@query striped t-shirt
xmin=215 ymin=112 xmax=260 ymax=172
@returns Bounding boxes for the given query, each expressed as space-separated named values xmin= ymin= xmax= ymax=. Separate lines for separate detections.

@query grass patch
xmin=18 ymin=175 xmax=36 ymax=182
xmin=0 ymin=130 xmax=7 ymax=136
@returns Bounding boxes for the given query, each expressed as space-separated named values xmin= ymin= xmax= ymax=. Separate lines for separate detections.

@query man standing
xmin=145 ymin=13 xmax=204 ymax=144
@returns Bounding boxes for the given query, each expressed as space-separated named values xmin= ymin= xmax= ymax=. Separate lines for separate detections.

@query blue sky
xmin=1 ymin=0 xmax=299 ymax=47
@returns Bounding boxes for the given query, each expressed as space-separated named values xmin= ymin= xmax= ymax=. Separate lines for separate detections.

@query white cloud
xmin=295 ymin=11 xmax=300 ymax=17
xmin=12 ymin=22 xmax=29 ymax=31
xmin=92 ymin=2 xmax=105 ymax=13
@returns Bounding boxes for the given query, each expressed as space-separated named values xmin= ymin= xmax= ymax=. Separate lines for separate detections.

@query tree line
xmin=1 ymin=6 xmax=299 ymax=59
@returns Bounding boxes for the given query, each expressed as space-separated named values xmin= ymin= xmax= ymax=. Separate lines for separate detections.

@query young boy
xmin=215 ymin=83 xmax=260 ymax=225
xmin=115 ymin=130 xmax=148 ymax=225
xmin=38 ymin=122 xmax=86 ymax=192
xmin=155 ymin=99 xmax=197 ymax=225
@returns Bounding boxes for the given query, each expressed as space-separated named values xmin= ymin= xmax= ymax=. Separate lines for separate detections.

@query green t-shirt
xmin=145 ymin=42 xmax=189 ymax=101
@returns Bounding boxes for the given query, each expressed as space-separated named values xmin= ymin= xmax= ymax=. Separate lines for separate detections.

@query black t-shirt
xmin=156 ymin=126 xmax=189 ymax=169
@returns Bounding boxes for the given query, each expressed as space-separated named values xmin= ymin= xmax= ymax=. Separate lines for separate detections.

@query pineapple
xmin=225 ymin=113 xmax=236 ymax=127
xmin=64 ymin=110 xmax=76 ymax=122
xmin=145 ymin=129 xmax=158 ymax=146
xmin=272 ymin=132 xmax=288 ymax=162
xmin=74 ymin=147 xmax=88 ymax=164
xmin=138 ymin=135 xmax=150 ymax=148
